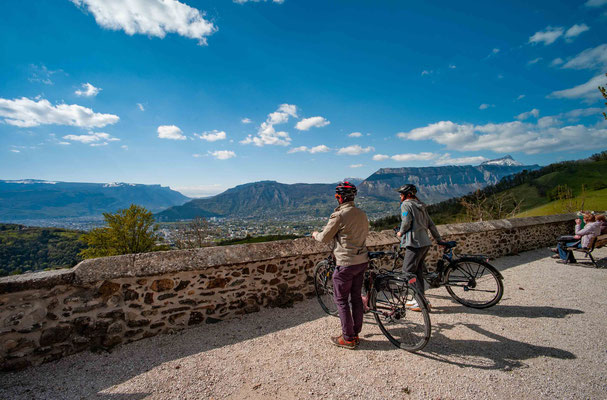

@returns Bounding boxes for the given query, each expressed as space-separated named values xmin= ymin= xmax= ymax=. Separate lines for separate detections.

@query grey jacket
xmin=575 ymin=221 xmax=601 ymax=248
xmin=399 ymin=198 xmax=442 ymax=248
xmin=314 ymin=201 xmax=369 ymax=266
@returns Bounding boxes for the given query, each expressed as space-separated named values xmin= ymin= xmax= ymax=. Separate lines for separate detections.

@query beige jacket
xmin=314 ymin=201 xmax=369 ymax=266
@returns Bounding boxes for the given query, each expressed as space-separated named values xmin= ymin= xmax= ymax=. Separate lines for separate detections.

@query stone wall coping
xmin=0 ymin=213 xmax=576 ymax=293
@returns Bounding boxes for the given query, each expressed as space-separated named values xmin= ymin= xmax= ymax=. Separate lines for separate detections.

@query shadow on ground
xmin=417 ymin=322 xmax=576 ymax=370
xmin=0 ymin=298 xmax=330 ymax=400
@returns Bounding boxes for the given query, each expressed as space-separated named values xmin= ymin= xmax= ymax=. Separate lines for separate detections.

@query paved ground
xmin=2 ymin=247 xmax=607 ymax=400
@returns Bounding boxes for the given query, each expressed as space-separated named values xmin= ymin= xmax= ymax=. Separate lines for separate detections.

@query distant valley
xmin=157 ymin=156 xmax=539 ymax=221
xmin=0 ymin=180 xmax=190 ymax=221
xmin=0 ymin=156 xmax=539 ymax=223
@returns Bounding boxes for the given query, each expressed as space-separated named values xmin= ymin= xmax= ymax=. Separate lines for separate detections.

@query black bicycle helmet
xmin=335 ymin=181 xmax=357 ymax=201
xmin=396 ymin=184 xmax=417 ymax=196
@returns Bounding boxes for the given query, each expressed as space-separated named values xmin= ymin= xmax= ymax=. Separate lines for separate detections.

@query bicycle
xmin=393 ymin=240 xmax=505 ymax=309
xmin=314 ymin=251 xmax=431 ymax=351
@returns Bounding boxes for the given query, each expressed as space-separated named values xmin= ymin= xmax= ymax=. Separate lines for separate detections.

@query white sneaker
xmin=406 ymin=300 xmax=431 ymax=311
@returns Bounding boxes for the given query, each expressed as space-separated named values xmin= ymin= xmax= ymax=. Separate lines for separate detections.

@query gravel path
xmin=2 ymin=247 xmax=607 ymax=400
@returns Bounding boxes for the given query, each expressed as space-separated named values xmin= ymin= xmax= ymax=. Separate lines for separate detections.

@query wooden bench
xmin=567 ymin=233 xmax=607 ymax=268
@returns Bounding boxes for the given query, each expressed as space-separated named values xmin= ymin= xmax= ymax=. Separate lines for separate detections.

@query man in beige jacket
xmin=313 ymin=181 xmax=368 ymax=349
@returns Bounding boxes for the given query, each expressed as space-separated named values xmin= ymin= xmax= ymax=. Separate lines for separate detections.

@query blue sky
xmin=1 ymin=0 xmax=606 ymax=197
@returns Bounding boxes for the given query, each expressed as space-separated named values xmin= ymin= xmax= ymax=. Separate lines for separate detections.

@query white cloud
xmin=70 ymin=0 xmax=217 ymax=45
xmin=585 ymin=0 xmax=607 ymax=6
xmin=310 ymin=145 xmax=330 ymax=153
xmin=241 ymin=117 xmax=252 ymax=124
xmin=434 ymin=154 xmax=488 ymax=166
xmin=63 ymin=131 xmax=120 ymax=145
xmin=493 ymin=48 xmax=500 ymax=54
xmin=348 ymin=132 xmax=363 ymax=138
xmin=372 ymin=154 xmax=390 ymax=161
xmin=0 ymin=97 xmax=119 ymax=128
xmin=549 ymin=74 xmax=607 ymax=100
xmin=287 ymin=146 xmax=307 ymax=154
xmin=421 ymin=70 xmax=433 ymax=76
xmin=28 ymin=64 xmax=63 ymax=85
xmin=529 ymin=26 xmax=564 ymax=45
xmin=172 ymin=184 xmax=226 ymax=197
xmin=537 ymin=116 xmax=560 ymax=128
xmin=337 ymin=145 xmax=374 ymax=156
xmin=528 ymin=57 xmax=542 ymax=65
xmin=349 ymin=164 xmax=363 ymax=168
xmin=195 ymin=130 xmax=226 ymax=142
xmin=551 ymin=58 xmax=564 ymax=67
xmin=391 ymin=152 xmax=436 ymax=162
xmin=75 ymin=82 xmax=101 ymax=97
xmin=565 ymin=24 xmax=590 ymax=40
xmin=157 ymin=125 xmax=186 ymax=140
xmin=479 ymin=104 xmax=494 ymax=110
xmin=137 ymin=103 xmax=145 ymax=111
xmin=295 ymin=116 xmax=330 ymax=131
xmin=560 ymin=108 xmax=603 ymax=120
xmin=209 ymin=150 xmax=235 ymax=160
xmin=397 ymin=119 xmax=607 ymax=155
xmin=516 ymin=108 xmax=540 ymax=120
xmin=516 ymin=94 xmax=526 ymax=101
xmin=10 ymin=149 xmax=20 ymax=153
xmin=240 ymin=103 xmax=297 ymax=146
xmin=121 ymin=145 xmax=128 ymax=149
xmin=563 ymin=44 xmax=607 ymax=71
xmin=449 ymin=64 xmax=457 ymax=69
xmin=287 ymin=145 xmax=330 ymax=154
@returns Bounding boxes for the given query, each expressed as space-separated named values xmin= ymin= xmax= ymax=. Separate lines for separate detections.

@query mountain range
xmin=157 ymin=156 xmax=539 ymax=221
xmin=0 ymin=180 xmax=190 ymax=220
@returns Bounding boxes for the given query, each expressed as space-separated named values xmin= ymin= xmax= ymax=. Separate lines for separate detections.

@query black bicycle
xmin=397 ymin=240 xmax=505 ymax=309
xmin=314 ymin=252 xmax=431 ymax=351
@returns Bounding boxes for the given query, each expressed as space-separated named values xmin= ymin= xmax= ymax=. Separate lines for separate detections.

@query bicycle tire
xmin=445 ymin=259 xmax=504 ymax=309
xmin=370 ymin=277 xmax=431 ymax=352
xmin=313 ymin=260 xmax=338 ymax=316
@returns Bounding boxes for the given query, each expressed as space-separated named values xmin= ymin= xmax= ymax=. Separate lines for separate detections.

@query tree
xmin=80 ymin=204 xmax=165 ymax=259
xmin=460 ymin=190 xmax=523 ymax=222
xmin=600 ymin=73 xmax=607 ymax=120
xmin=174 ymin=216 xmax=216 ymax=249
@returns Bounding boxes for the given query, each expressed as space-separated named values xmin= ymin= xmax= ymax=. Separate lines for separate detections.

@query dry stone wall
xmin=0 ymin=214 xmax=575 ymax=371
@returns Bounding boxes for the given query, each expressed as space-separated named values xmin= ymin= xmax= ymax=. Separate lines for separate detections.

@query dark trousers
xmin=332 ymin=262 xmax=368 ymax=341
xmin=402 ymin=245 xmax=430 ymax=296
xmin=557 ymin=241 xmax=579 ymax=262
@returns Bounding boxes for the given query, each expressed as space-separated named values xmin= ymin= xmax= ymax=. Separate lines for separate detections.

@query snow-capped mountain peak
xmin=480 ymin=155 xmax=523 ymax=166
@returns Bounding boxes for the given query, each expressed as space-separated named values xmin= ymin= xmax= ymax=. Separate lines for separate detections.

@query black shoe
xmin=556 ymin=260 xmax=570 ymax=264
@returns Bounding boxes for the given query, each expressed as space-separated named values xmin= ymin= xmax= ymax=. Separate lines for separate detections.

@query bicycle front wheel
xmin=445 ymin=259 xmax=504 ymax=309
xmin=370 ymin=277 xmax=431 ymax=352
xmin=314 ymin=260 xmax=338 ymax=316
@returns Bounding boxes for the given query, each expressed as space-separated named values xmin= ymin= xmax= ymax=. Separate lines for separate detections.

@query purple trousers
xmin=332 ymin=262 xmax=368 ymax=341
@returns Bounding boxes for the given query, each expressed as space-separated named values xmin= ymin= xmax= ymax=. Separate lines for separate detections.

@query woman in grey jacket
xmin=396 ymin=184 xmax=443 ymax=311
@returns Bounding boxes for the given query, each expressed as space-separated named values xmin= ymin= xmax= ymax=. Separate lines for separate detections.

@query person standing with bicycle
xmin=396 ymin=184 xmax=443 ymax=311
xmin=312 ymin=181 xmax=369 ymax=349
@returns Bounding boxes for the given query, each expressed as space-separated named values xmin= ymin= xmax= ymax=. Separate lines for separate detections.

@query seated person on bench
xmin=555 ymin=213 xmax=601 ymax=264
xmin=596 ymin=214 xmax=607 ymax=235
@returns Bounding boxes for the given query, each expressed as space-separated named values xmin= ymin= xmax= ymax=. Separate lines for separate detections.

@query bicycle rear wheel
xmin=445 ymin=259 xmax=503 ymax=309
xmin=314 ymin=260 xmax=338 ymax=316
xmin=370 ymin=277 xmax=431 ymax=352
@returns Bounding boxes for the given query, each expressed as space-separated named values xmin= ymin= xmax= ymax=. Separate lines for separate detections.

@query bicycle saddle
xmin=368 ymin=251 xmax=393 ymax=259
xmin=438 ymin=241 xmax=457 ymax=248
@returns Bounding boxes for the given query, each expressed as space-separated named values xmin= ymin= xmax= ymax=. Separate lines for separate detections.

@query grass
xmin=517 ymin=188 xmax=607 ymax=217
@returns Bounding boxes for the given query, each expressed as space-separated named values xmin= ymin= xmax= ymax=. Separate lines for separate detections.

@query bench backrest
xmin=595 ymin=234 xmax=607 ymax=249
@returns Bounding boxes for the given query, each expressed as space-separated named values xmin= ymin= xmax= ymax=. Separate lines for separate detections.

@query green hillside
xmin=370 ymin=154 xmax=607 ymax=229
xmin=0 ymin=224 xmax=86 ymax=276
